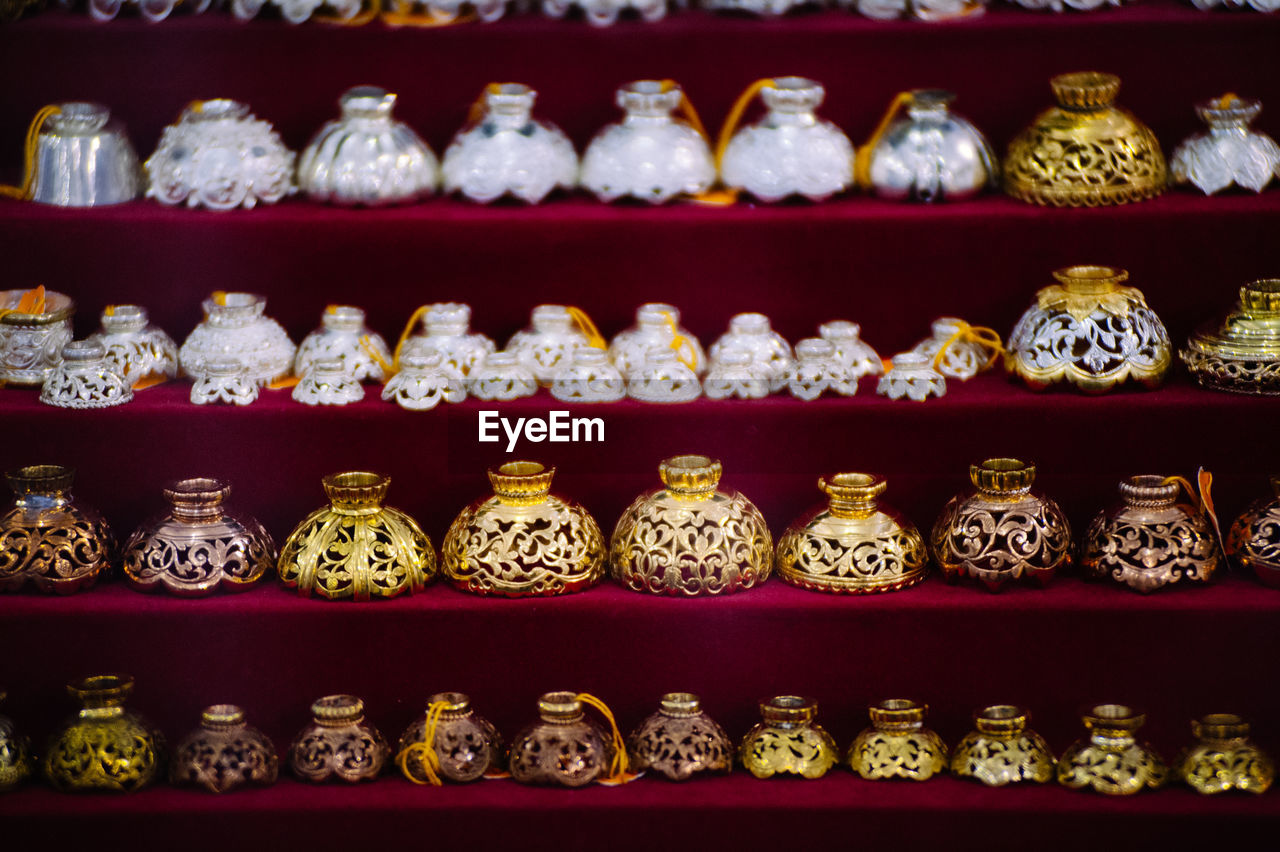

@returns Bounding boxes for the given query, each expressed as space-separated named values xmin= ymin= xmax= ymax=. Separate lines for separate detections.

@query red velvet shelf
xmin=1 ymin=774 xmax=1276 ymax=850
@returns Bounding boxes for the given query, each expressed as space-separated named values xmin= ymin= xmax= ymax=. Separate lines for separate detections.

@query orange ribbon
xmin=0 ymin=105 xmax=61 ymax=201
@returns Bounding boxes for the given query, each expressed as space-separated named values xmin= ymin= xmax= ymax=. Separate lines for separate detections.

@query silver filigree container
xmin=819 ymin=320 xmax=882 ymax=388
xmin=399 ymin=302 xmax=495 ymax=378
xmin=88 ymin=305 xmax=178 ymax=386
xmin=865 ymin=90 xmax=997 ymax=203
xmin=171 ymin=705 xmax=279 ymax=794
xmin=1172 ymin=95 xmax=1280 ymax=195
xmin=0 ymin=691 xmax=34 ymax=791
xmin=843 ymin=0 xmax=987 ymax=20
xmin=720 ymin=77 xmax=855 ymax=203
xmin=912 ymin=317 xmax=996 ymax=380
xmin=123 ymin=478 xmax=276 ymax=597
xmin=295 ymin=306 xmax=391 ymax=383
xmin=703 ymin=348 xmax=772 ymax=400
xmin=609 ymin=303 xmax=706 ymax=376
xmin=179 ymin=292 xmax=296 ymax=385
xmin=0 ymin=288 xmax=74 ymax=386
xmin=551 ymin=348 xmax=626 ymax=403
xmin=709 ymin=313 xmax=794 ymax=393
xmin=876 ymin=353 xmax=945 ymax=401
xmin=543 ymin=0 xmax=668 ymax=24
xmin=382 ymin=352 xmax=466 ymax=411
xmin=293 ymin=359 xmax=365 ymax=406
xmin=788 ymin=338 xmax=843 ymax=400
xmin=469 ymin=351 xmax=538 ymax=401
xmin=508 ymin=304 xmax=591 ymax=385
xmin=31 ymin=103 xmax=141 ymax=207
xmin=146 ymin=100 xmax=295 ymax=211
xmin=443 ymin=83 xmax=578 ymax=204
xmin=232 ymin=0 xmax=362 ymax=22
xmin=628 ymin=693 xmax=732 ymax=781
xmin=299 ymin=86 xmax=438 ymax=206
xmin=582 ymin=80 xmax=715 ymax=204
xmin=189 ymin=359 xmax=259 ymax=406
xmin=626 ymin=347 xmax=702 ymax=403
xmin=40 ymin=340 xmax=133 ymax=409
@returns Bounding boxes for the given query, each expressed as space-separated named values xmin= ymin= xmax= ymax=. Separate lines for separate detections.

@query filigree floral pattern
xmin=778 ymin=526 xmax=926 ymax=593
xmin=509 ymin=721 xmax=612 ymax=787
xmin=740 ymin=727 xmax=836 ymax=779
xmin=398 ymin=708 xmax=504 ymax=783
xmin=1182 ymin=348 xmax=1280 ymax=396
xmin=1177 ymin=744 xmax=1274 ymax=795
xmin=849 ymin=730 xmax=948 ymax=781
xmin=443 ymin=497 xmax=605 ymax=596
xmin=931 ymin=495 xmax=1071 ymax=589
xmin=0 ymin=509 xmax=113 ymax=594
xmin=1228 ymin=496 xmax=1280 ymax=585
xmin=627 ymin=709 xmax=731 ymax=781
xmin=1057 ymin=741 xmax=1167 ymax=795
xmin=952 ymin=732 xmax=1055 ymax=786
xmin=611 ymin=491 xmax=772 ymax=596
xmin=45 ymin=719 xmax=162 ymax=792
xmin=124 ymin=520 xmax=274 ymax=596
xmin=1007 ymin=304 xmax=1171 ymax=390
xmin=1081 ymin=512 xmax=1221 ymax=593
xmin=289 ymin=729 xmax=388 ymax=783
xmin=171 ymin=716 xmax=278 ymax=793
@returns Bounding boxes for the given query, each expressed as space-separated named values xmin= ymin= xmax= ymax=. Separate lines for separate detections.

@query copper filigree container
xmin=1081 ymin=475 xmax=1222 ymax=593
xmin=1004 ymin=72 xmax=1166 ymax=207
xmin=289 ymin=695 xmax=389 ymax=783
xmin=171 ymin=705 xmax=279 ymax=794
xmin=1006 ymin=266 xmax=1171 ymax=393
xmin=1058 ymin=704 xmax=1167 ymax=795
xmin=1 ymin=464 xmax=113 ymax=595
xmin=279 ymin=472 xmax=436 ymax=601
xmin=848 ymin=699 xmax=948 ymax=781
xmin=740 ymin=696 xmax=837 ymax=780
xmin=0 ymin=691 xmax=34 ymax=792
xmin=44 ymin=674 xmax=163 ymax=793
xmin=443 ymin=462 xmax=605 ymax=597
xmin=931 ymin=458 xmax=1072 ymax=591
xmin=396 ymin=692 xmax=505 ymax=784
xmin=124 ymin=478 xmax=276 ymax=597
xmin=951 ymin=705 xmax=1055 ymax=787
xmin=509 ymin=692 xmax=615 ymax=787
xmin=1228 ymin=475 xmax=1280 ymax=588
xmin=1183 ymin=279 xmax=1280 ymax=395
xmin=611 ymin=455 xmax=772 ymax=596
xmin=1175 ymin=714 xmax=1274 ymax=795
xmin=776 ymin=473 xmax=926 ymax=594
xmin=628 ymin=693 xmax=732 ymax=782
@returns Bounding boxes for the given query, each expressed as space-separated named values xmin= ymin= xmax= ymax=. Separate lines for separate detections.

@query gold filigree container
xmin=1081 ymin=475 xmax=1222 ymax=593
xmin=278 ymin=472 xmax=436 ymax=601
xmin=443 ymin=461 xmax=604 ymax=597
xmin=396 ymin=692 xmax=505 ymax=784
xmin=776 ymin=473 xmax=926 ymax=594
xmin=611 ymin=455 xmax=772 ymax=596
xmin=289 ymin=695 xmax=389 ymax=783
xmin=1058 ymin=704 xmax=1167 ymax=795
xmin=1175 ymin=714 xmax=1274 ymax=795
xmin=848 ymin=699 xmax=948 ymax=781
xmin=1183 ymin=279 xmax=1280 ymax=395
xmin=740 ymin=696 xmax=837 ymax=780
xmin=1228 ymin=475 xmax=1280 ymax=588
xmin=1004 ymin=71 xmax=1166 ymax=207
xmin=44 ymin=674 xmax=163 ymax=793
xmin=931 ymin=458 xmax=1072 ymax=591
xmin=628 ymin=693 xmax=732 ymax=782
xmin=1 ymin=464 xmax=113 ymax=595
xmin=1006 ymin=266 xmax=1171 ymax=393
xmin=170 ymin=705 xmax=279 ymax=793
xmin=123 ymin=478 xmax=276 ymax=597
xmin=509 ymin=692 xmax=615 ymax=787
xmin=951 ymin=705 xmax=1055 ymax=787
xmin=0 ymin=691 xmax=34 ymax=791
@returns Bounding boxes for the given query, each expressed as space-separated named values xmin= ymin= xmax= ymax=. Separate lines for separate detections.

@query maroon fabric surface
xmin=0 ymin=774 xmax=1277 ymax=850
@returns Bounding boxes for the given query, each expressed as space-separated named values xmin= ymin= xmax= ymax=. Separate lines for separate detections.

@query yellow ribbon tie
xmin=382 ymin=4 xmax=475 ymax=26
xmin=0 ymin=105 xmax=62 ymax=201
xmin=265 ymin=374 xmax=300 ymax=390
xmin=0 ymin=285 xmax=47 ymax=321
xmin=464 ymin=83 xmax=506 ymax=127
xmin=360 ymin=334 xmax=394 ymax=379
xmin=391 ymin=304 xmax=432 ymax=373
xmin=317 ymin=0 xmax=380 ymax=25
xmin=395 ymin=699 xmax=450 ymax=786
xmin=855 ymin=91 xmax=915 ymax=189
xmin=574 ymin=692 xmax=630 ymax=784
xmin=1164 ymin=470 xmax=1222 ymax=544
xmin=1214 ymin=92 xmax=1241 ymax=110
xmin=661 ymin=311 xmax=696 ymax=372
xmin=566 ymin=306 xmax=607 ymax=350
xmin=689 ymin=78 xmax=776 ymax=207
xmin=131 ymin=373 xmax=170 ymax=391
xmin=930 ymin=321 xmax=1005 ymax=373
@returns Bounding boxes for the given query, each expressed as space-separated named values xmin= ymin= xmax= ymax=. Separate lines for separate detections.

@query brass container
xmin=1004 ymin=71 xmax=1166 ymax=207
xmin=848 ymin=699 xmax=948 ymax=781
xmin=628 ymin=693 xmax=732 ymax=782
xmin=931 ymin=458 xmax=1072 ymax=591
xmin=170 ymin=704 xmax=279 ymax=793
xmin=509 ymin=692 xmax=615 ymax=787
xmin=612 ymin=455 xmax=772 ymax=596
xmin=0 ymin=288 xmax=73 ymax=386
xmin=1175 ymin=714 xmax=1274 ymax=795
xmin=289 ymin=694 xmax=389 ymax=783
xmin=123 ymin=478 xmax=276 ymax=597
xmin=279 ymin=472 xmax=436 ymax=601
xmin=1 ymin=464 xmax=113 ymax=595
xmin=396 ymin=692 xmax=504 ymax=784
xmin=443 ymin=461 xmax=605 ymax=597
xmin=740 ymin=696 xmax=837 ymax=780
xmin=1057 ymin=704 xmax=1167 ymax=795
xmin=43 ymin=674 xmax=163 ymax=793
xmin=1228 ymin=475 xmax=1280 ymax=588
xmin=1183 ymin=279 xmax=1280 ymax=395
xmin=0 ymin=691 xmax=34 ymax=792
xmin=1081 ymin=475 xmax=1222 ymax=593
xmin=951 ymin=705 xmax=1054 ymax=787
xmin=1006 ymin=266 xmax=1171 ymax=393
xmin=776 ymin=472 xmax=926 ymax=594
